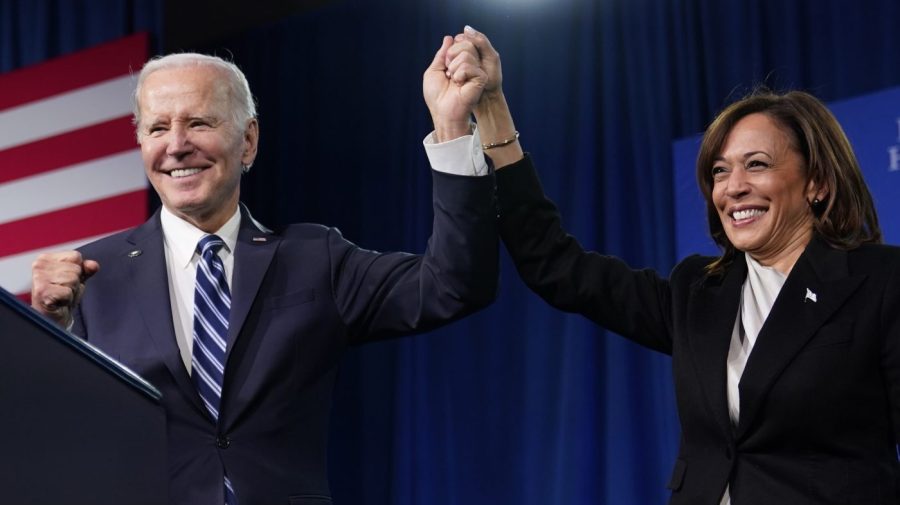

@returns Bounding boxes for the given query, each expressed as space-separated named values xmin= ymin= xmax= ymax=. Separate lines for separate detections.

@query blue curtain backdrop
xmin=0 ymin=0 xmax=162 ymax=71
xmin=5 ymin=0 xmax=900 ymax=504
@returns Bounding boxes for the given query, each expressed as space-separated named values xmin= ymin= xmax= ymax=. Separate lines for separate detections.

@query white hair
xmin=133 ymin=53 xmax=257 ymax=137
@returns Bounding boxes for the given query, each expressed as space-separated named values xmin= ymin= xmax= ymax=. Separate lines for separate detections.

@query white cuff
xmin=423 ymin=125 xmax=489 ymax=177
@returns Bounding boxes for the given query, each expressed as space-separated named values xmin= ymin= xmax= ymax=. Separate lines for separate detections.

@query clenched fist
xmin=31 ymin=251 xmax=100 ymax=328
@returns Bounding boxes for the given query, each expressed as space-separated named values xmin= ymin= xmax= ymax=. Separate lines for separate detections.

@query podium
xmin=0 ymin=288 xmax=167 ymax=504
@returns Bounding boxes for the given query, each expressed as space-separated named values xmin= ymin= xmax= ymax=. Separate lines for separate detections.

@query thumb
xmin=82 ymin=259 xmax=101 ymax=280
xmin=463 ymin=25 xmax=498 ymax=62
xmin=428 ymin=35 xmax=453 ymax=72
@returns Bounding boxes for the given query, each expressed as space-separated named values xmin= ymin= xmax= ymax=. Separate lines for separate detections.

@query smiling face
xmin=711 ymin=113 xmax=823 ymax=272
xmin=137 ymin=65 xmax=258 ymax=232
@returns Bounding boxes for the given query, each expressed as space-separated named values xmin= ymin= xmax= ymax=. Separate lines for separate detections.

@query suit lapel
xmin=125 ymin=213 xmax=208 ymax=416
xmin=735 ymin=238 xmax=865 ymax=439
xmin=686 ymin=257 xmax=746 ymax=440
xmin=223 ymin=209 xmax=279 ymax=374
xmin=216 ymin=209 xmax=278 ymax=426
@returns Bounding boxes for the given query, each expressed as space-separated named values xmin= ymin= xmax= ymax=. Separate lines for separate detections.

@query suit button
xmin=216 ymin=436 xmax=231 ymax=449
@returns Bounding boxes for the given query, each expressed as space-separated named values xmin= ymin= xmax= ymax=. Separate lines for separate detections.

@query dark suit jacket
xmin=73 ymin=170 xmax=497 ymax=505
xmin=497 ymin=156 xmax=900 ymax=505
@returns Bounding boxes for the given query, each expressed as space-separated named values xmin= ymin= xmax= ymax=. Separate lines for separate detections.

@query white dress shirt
xmin=161 ymin=206 xmax=240 ymax=372
xmin=422 ymin=125 xmax=490 ymax=176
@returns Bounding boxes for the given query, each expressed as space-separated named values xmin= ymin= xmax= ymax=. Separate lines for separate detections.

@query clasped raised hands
xmin=423 ymin=26 xmax=492 ymax=142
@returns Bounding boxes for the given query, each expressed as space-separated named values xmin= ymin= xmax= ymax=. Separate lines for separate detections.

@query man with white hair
xmin=31 ymin=32 xmax=495 ymax=505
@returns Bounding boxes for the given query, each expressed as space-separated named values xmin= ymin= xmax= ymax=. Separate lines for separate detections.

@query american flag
xmin=0 ymin=34 xmax=150 ymax=302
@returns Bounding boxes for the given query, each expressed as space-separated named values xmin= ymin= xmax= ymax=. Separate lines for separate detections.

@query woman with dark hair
xmin=695 ymin=90 xmax=882 ymax=275
xmin=452 ymin=28 xmax=900 ymax=504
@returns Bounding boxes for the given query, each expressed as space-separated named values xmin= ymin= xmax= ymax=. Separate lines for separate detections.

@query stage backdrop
xmin=2 ymin=1 xmax=900 ymax=505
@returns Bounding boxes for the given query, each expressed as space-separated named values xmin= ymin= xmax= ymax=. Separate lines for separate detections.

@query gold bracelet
xmin=482 ymin=131 xmax=520 ymax=150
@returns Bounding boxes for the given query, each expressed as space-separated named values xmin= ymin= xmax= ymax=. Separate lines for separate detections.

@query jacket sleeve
xmin=496 ymin=154 xmax=676 ymax=354
xmin=331 ymin=169 xmax=498 ymax=344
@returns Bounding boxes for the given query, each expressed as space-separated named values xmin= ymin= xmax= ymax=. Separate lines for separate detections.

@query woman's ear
xmin=807 ymin=179 xmax=828 ymax=205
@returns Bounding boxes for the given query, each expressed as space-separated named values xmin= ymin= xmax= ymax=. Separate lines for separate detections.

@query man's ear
xmin=241 ymin=119 xmax=259 ymax=167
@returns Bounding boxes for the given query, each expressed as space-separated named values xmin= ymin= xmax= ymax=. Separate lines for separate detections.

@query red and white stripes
xmin=0 ymin=33 xmax=150 ymax=301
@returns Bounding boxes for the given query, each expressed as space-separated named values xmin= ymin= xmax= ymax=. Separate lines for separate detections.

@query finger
xmin=32 ymin=251 xmax=86 ymax=272
xmin=33 ymin=259 xmax=83 ymax=283
xmin=428 ymin=35 xmax=453 ymax=72
xmin=36 ymin=283 xmax=76 ymax=310
xmin=452 ymin=64 xmax=487 ymax=87
xmin=450 ymin=66 xmax=470 ymax=86
xmin=72 ymin=278 xmax=88 ymax=306
xmin=31 ymin=271 xmax=81 ymax=318
xmin=445 ymin=41 xmax=472 ymax=78
xmin=463 ymin=25 xmax=498 ymax=61
xmin=446 ymin=50 xmax=480 ymax=80
xmin=31 ymin=284 xmax=74 ymax=328
xmin=82 ymin=259 xmax=101 ymax=280
xmin=35 ymin=250 xmax=84 ymax=266
xmin=446 ymin=39 xmax=478 ymax=63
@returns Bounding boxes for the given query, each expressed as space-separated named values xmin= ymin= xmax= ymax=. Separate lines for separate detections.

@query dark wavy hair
xmin=695 ymin=90 xmax=882 ymax=275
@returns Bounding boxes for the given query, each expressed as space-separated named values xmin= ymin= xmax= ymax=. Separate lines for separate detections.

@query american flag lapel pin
xmin=804 ymin=288 xmax=817 ymax=303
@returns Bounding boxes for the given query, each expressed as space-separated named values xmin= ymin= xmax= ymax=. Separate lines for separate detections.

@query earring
xmin=241 ymin=164 xmax=251 ymax=174
xmin=810 ymin=197 xmax=825 ymax=214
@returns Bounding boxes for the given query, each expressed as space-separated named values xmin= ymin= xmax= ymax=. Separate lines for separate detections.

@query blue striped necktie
xmin=191 ymin=234 xmax=238 ymax=505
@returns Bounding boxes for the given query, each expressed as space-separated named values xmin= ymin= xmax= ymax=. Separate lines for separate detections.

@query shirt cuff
xmin=423 ymin=125 xmax=490 ymax=177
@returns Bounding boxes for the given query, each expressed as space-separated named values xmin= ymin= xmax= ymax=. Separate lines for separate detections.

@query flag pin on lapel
xmin=804 ymin=288 xmax=817 ymax=303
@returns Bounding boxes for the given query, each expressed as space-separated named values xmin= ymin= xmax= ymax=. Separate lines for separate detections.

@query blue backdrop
xmin=3 ymin=0 xmax=900 ymax=504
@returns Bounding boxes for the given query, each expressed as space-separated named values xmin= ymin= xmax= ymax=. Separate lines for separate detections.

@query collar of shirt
xmin=160 ymin=206 xmax=241 ymax=269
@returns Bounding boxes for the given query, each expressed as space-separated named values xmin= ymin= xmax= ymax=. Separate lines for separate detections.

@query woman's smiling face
xmin=711 ymin=112 xmax=821 ymax=270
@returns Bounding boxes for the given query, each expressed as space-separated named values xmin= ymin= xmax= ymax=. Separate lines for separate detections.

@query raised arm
xmin=334 ymin=32 xmax=500 ymax=342
xmin=456 ymin=28 xmax=675 ymax=352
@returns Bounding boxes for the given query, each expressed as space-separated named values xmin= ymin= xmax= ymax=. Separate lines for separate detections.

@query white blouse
xmin=720 ymin=254 xmax=787 ymax=505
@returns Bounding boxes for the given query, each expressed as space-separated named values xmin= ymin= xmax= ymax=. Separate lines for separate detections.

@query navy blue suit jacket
xmin=73 ymin=170 xmax=498 ymax=505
